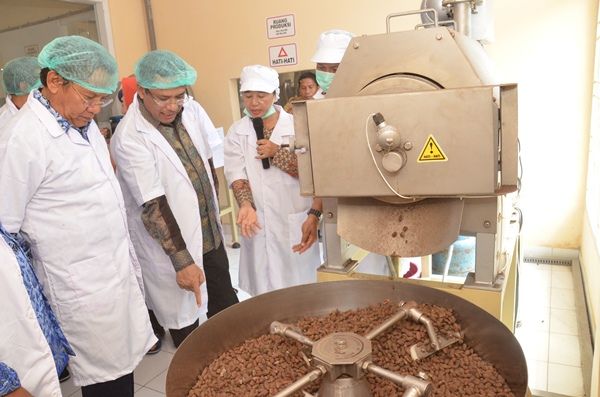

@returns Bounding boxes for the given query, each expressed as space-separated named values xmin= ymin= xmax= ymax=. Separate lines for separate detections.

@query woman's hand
xmin=256 ymin=139 xmax=279 ymax=159
xmin=292 ymin=215 xmax=319 ymax=254
xmin=237 ymin=203 xmax=261 ymax=238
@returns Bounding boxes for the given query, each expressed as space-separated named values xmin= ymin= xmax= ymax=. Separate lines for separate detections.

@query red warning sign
xmin=268 ymin=44 xmax=297 ymax=67
xmin=278 ymin=47 xmax=288 ymax=57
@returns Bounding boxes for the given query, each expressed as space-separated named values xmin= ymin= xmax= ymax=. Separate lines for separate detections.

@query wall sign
xmin=268 ymin=44 xmax=297 ymax=67
xmin=266 ymin=14 xmax=295 ymax=39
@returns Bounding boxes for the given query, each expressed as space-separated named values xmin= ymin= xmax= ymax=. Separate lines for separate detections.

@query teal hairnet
xmin=135 ymin=50 xmax=197 ymax=89
xmin=38 ymin=36 xmax=118 ymax=94
xmin=2 ymin=56 xmax=41 ymax=95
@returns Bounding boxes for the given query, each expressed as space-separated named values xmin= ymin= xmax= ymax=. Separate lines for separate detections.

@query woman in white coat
xmin=224 ymin=65 xmax=322 ymax=296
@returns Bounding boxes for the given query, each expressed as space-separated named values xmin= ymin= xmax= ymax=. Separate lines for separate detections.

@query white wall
xmin=0 ymin=10 xmax=97 ymax=97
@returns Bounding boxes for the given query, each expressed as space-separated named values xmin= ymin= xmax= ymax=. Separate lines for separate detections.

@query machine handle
xmin=386 ymin=9 xmax=439 ymax=33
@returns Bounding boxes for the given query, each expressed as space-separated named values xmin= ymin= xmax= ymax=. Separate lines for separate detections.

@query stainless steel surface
xmin=386 ymin=9 xmax=439 ymax=33
xmin=337 ymin=198 xmax=464 ymax=257
xmin=362 ymin=363 xmax=432 ymax=397
xmin=273 ymin=367 xmax=326 ymax=397
xmin=271 ymin=321 xmax=316 ymax=346
xmin=166 ymin=281 xmax=527 ymax=397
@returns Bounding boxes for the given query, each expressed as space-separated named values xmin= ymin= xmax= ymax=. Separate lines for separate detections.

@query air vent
xmin=522 ymin=257 xmax=572 ymax=266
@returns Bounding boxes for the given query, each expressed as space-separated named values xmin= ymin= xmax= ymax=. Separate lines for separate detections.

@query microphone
xmin=251 ymin=117 xmax=270 ymax=169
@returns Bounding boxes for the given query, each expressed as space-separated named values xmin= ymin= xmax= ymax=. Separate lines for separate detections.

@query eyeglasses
xmin=70 ymin=84 xmax=114 ymax=108
xmin=145 ymin=89 xmax=190 ymax=107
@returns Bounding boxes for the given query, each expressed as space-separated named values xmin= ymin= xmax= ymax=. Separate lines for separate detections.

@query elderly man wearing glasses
xmin=110 ymin=50 xmax=238 ymax=351
xmin=0 ymin=35 xmax=156 ymax=397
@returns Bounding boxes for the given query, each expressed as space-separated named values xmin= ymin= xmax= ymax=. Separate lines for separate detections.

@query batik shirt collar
xmin=33 ymin=89 xmax=91 ymax=141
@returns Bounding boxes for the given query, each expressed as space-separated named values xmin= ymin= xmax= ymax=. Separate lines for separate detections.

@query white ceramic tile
xmin=527 ymin=360 xmax=548 ymax=391
xmin=550 ymin=264 xmax=572 ymax=272
xmin=547 ymin=363 xmax=584 ymax=396
xmin=550 ymin=308 xmax=580 ymax=336
xmin=518 ymin=285 xmax=551 ymax=313
xmin=146 ymin=370 xmax=167 ymax=393
xmin=550 ymin=287 xmax=576 ymax=309
xmin=517 ymin=304 xmax=550 ymax=332
xmin=135 ymin=382 xmax=144 ymax=392
xmin=134 ymin=350 xmax=174 ymax=386
xmin=517 ymin=330 xmax=549 ymax=362
xmin=552 ymin=270 xmax=574 ymax=290
xmin=59 ymin=373 xmax=79 ymax=397
xmin=548 ymin=333 xmax=581 ymax=366
xmin=135 ymin=386 xmax=165 ymax=396
xmin=68 ymin=389 xmax=82 ymax=397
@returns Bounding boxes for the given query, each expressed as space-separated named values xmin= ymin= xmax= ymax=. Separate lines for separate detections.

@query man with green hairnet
xmin=0 ymin=36 xmax=156 ymax=397
xmin=110 ymin=50 xmax=239 ymax=350
xmin=0 ymin=56 xmax=41 ymax=127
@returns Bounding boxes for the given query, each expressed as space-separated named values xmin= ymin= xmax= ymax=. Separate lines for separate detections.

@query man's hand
xmin=237 ymin=203 xmax=261 ymax=238
xmin=6 ymin=387 xmax=33 ymax=397
xmin=292 ymin=215 xmax=319 ymax=254
xmin=176 ymin=264 xmax=205 ymax=306
xmin=256 ymin=139 xmax=279 ymax=159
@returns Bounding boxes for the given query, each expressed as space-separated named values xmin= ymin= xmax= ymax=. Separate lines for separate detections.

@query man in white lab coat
xmin=311 ymin=29 xmax=354 ymax=99
xmin=0 ymin=56 xmax=41 ymax=128
xmin=110 ymin=50 xmax=238 ymax=349
xmin=0 ymin=36 xmax=156 ymax=397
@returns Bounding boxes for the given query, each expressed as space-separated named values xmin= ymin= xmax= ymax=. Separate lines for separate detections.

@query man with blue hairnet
xmin=110 ymin=50 xmax=239 ymax=350
xmin=0 ymin=36 xmax=156 ymax=396
xmin=0 ymin=56 xmax=41 ymax=127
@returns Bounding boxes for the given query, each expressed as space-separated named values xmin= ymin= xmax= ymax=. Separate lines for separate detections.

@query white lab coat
xmin=110 ymin=95 xmax=217 ymax=329
xmin=0 ymin=92 xmax=156 ymax=386
xmin=0 ymin=237 xmax=63 ymax=397
xmin=224 ymin=106 xmax=321 ymax=296
xmin=0 ymin=95 xmax=18 ymax=128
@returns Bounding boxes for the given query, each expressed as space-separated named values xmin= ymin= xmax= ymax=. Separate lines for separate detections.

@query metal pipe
xmin=442 ymin=0 xmax=472 ymax=37
xmin=364 ymin=303 xmax=408 ymax=340
xmin=143 ymin=0 xmax=157 ymax=50
xmin=403 ymin=303 xmax=441 ymax=350
xmin=272 ymin=366 xmax=326 ymax=397
xmin=363 ymin=362 xmax=432 ymax=396
xmin=270 ymin=321 xmax=315 ymax=347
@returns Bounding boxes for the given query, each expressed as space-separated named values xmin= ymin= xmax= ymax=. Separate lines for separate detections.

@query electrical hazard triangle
xmin=417 ymin=135 xmax=448 ymax=162
xmin=278 ymin=47 xmax=288 ymax=57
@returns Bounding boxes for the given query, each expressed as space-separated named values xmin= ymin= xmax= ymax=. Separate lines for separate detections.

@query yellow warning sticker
xmin=417 ymin=134 xmax=448 ymax=163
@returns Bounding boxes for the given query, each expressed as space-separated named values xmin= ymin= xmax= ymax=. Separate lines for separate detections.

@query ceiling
xmin=0 ymin=0 xmax=92 ymax=33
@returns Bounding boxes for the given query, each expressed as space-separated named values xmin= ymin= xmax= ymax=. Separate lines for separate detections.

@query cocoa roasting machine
xmin=167 ymin=1 xmax=526 ymax=396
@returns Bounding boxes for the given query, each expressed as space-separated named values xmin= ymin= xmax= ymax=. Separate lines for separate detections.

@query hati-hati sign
xmin=269 ymin=44 xmax=297 ymax=67
xmin=266 ymin=14 xmax=295 ymax=39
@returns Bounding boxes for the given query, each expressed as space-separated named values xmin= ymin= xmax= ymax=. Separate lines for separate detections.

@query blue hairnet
xmin=38 ymin=36 xmax=118 ymax=94
xmin=2 ymin=56 xmax=41 ymax=95
xmin=135 ymin=50 xmax=197 ymax=89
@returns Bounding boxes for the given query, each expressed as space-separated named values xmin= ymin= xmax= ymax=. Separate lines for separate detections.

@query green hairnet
xmin=2 ymin=56 xmax=41 ymax=95
xmin=38 ymin=36 xmax=118 ymax=94
xmin=135 ymin=50 xmax=197 ymax=89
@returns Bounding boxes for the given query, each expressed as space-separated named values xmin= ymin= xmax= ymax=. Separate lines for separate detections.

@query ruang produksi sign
xmin=266 ymin=14 xmax=297 ymax=67
xmin=266 ymin=14 xmax=295 ymax=39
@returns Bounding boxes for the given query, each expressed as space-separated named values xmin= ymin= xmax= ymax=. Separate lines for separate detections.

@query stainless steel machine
xmin=166 ymin=281 xmax=527 ymax=396
xmin=166 ymin=3 xmax=526 ymax=396
xmin=292 ymin=3 xmax=520 ymax=325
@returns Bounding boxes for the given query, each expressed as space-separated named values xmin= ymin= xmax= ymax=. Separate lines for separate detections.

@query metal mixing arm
xmin=270 ymin=321 xmax=316 ymax=347
xmin=362 ymin=362 xmax=432 ymax=397
xmin=272 ymin=366 xmax=327 ymax=397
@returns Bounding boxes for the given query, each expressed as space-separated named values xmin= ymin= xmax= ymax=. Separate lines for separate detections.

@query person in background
xmin=0 ymin=224 xmax=73 ymax=397
xmin=283 ymin=71 xmax=319 ymax=113
xmin=119 ymin=74 xmax=137 ymax=114
xmin=224 ymin=65 xmax=322 ymax=296
xmin=110 ymin=50 xmax=238 ymax=350
xmin=0 ymin=36 xmax=156 ymax=397
xmin=311 ymin=29 xmax=354 ymax=99
xmin=0 ymin=56 xmax=41 ymax=127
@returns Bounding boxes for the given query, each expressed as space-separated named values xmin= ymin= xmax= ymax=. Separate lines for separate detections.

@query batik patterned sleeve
xmin=208 ymin=158 xmax=219 ymax=201
xmin=0 ymin=363 xmax=20 ymax=395
xmin=272 ymin=148 xmax=298 ymax=177
xmin=231 ymin=179 xmax=255 ymax=208
xmin=141 ymin=195 xmax=194 ymax=271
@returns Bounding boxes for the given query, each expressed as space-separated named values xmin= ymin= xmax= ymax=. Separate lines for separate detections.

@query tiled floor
xmin=515 ymin=262 xmax=586 ymax=396
xmin=60 ymin=238 xmax=247 ymax=397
